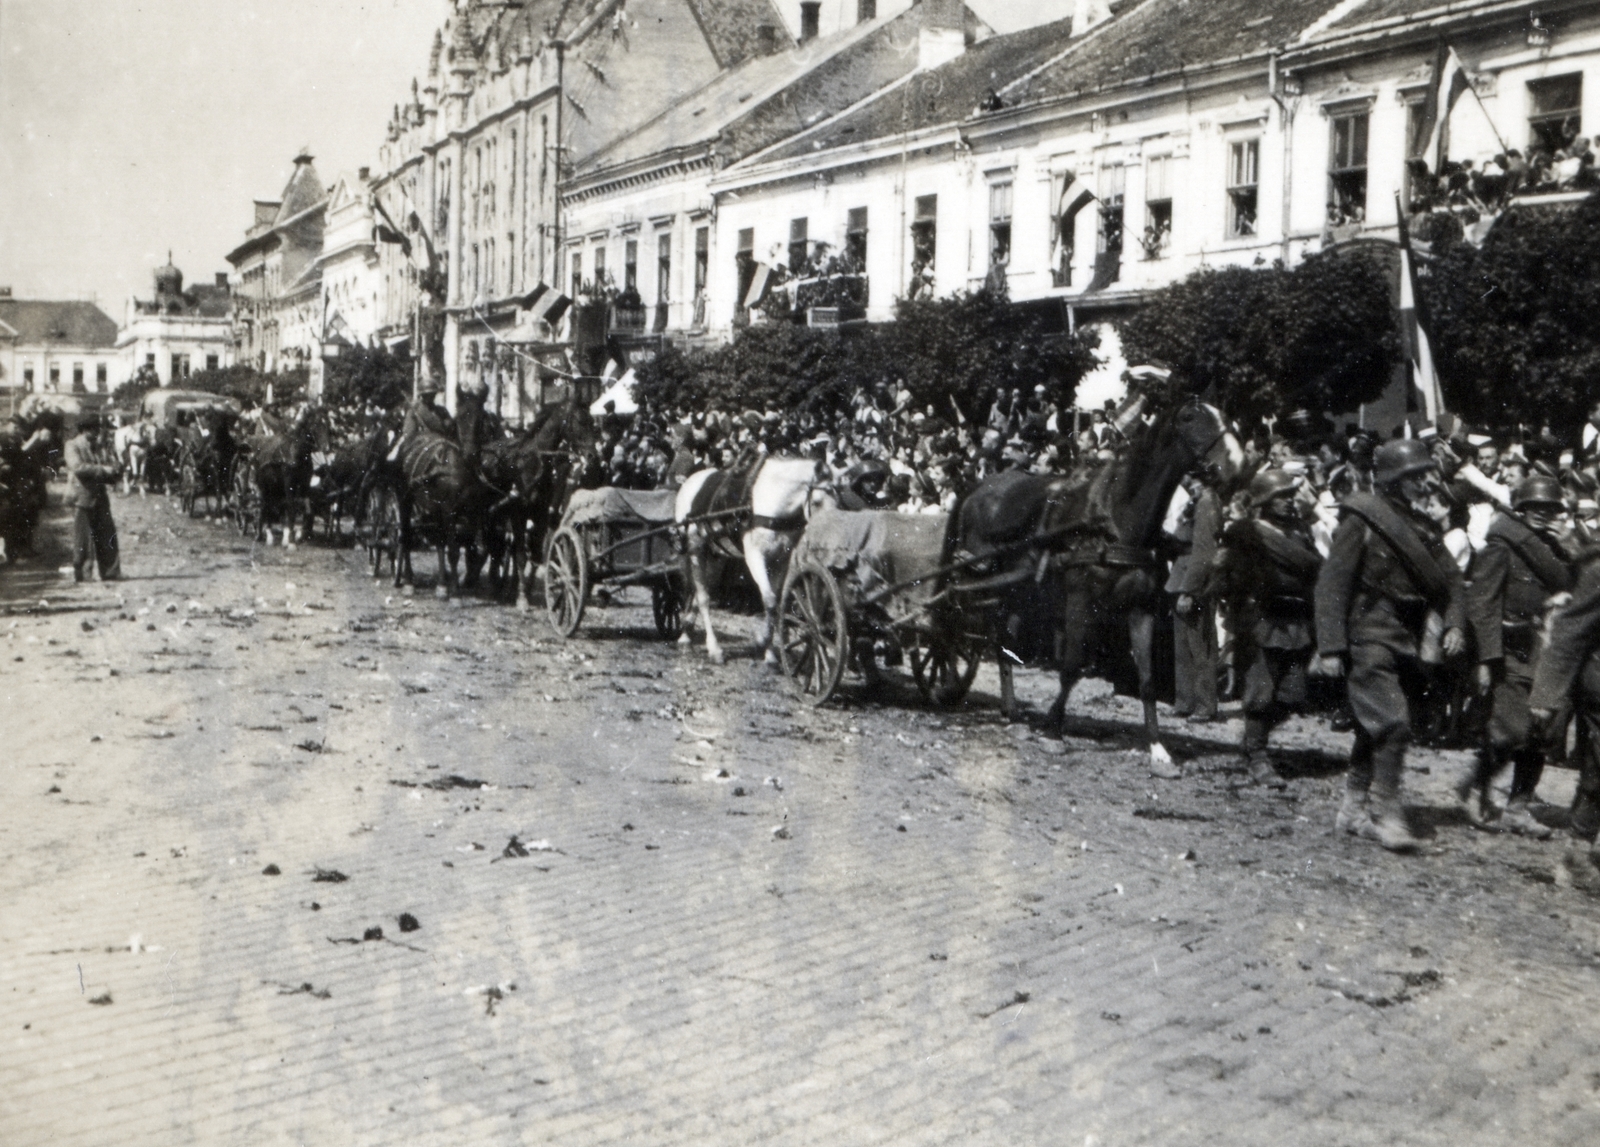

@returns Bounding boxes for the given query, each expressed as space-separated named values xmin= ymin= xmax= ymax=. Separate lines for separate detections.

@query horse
xmin=248 ymin=405 xmax=330 ymax=546
xmin=394 ymin=427 xmax=487 ymax=599
xmin=674 ymin=450 xmax=827 ymax=665
xmin=479 ymin=398 xmax=598 ymax=610
xmin=114 ymin=419 xmax=154 ymax=496
xmin=953 ymin=395 xmax=1243 ymax=775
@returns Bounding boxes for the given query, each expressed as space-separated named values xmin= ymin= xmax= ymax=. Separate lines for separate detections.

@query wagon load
xmin=790 ymin=507 xmax=946 ymax=625
xmin=543 ymin=486 xmax=684 ymax=639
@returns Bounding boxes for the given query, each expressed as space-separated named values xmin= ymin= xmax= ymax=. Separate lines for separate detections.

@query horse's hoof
xmin=708 ymin=650 xmax=725 ymax=666
xmin=677 ymin=633 xmax=691 ymax=649
xmin=764 ymin=649 xmax=780 ymax=668
xmin=434 ymin=587 xmax=449 ymax=601
xmin=1147 ymin=744 xmax=1181 ymax=779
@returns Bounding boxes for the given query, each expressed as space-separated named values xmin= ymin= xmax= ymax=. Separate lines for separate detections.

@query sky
xmin=0 ymin=0 xmax=1077 ymax=317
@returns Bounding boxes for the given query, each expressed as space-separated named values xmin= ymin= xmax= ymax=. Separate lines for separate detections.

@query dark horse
xmin=394 ymin=426 xmax=485 ymax=599
xmin=248 ymin=405 xmax=330 ymax=546
xmin=954 ymin=395 xmax=1242 ymax=775
xmin=478 ymin=398 xmax=598 ymax=610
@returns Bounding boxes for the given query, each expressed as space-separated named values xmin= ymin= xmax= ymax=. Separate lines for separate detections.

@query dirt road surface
xmin=4 ymin=487 xmax=1600 ymax=1145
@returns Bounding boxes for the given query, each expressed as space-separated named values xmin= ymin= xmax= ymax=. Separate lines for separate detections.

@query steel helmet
xmin=1372 ymin=438 xmax=1437 ymax=486
xmin=1248 ymin=467 xmax=1300 ymax=507
xmin=1513 ymin=474 xmax=1566 ymax=511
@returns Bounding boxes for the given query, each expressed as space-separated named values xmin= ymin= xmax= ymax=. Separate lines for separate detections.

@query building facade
xmin=0 ymin=288 xmax=124 ymax=412
xmin=116 ymin=260 xmax=234 ymax=387
xmin=225 ymin=151 xmax=328 ymax=375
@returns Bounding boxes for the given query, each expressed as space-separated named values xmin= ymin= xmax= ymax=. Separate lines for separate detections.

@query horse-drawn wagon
xmin=775 ymin=506 xmax=986 ymax=707
xmin=542 ymin=486 xmax=686 ymax=640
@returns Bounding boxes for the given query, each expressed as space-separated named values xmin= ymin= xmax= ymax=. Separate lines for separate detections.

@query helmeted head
xmin=1248 ymin=467 xmax=1301 ymax=508
xmin=1373 ymin=438 xmax=1437 ymax=487
xmin=1513 ymin=474 xmax=1565 ymax=513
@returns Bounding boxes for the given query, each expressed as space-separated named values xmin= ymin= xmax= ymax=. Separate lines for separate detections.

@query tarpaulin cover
xmin=793 ymin=507 xmax=949 ymax=619
xmin=563 ymin=486 xmax=678 ymax=527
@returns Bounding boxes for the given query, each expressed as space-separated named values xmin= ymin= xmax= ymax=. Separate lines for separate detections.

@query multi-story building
xmin=116 ymin=259 xmax=234 ymax=387
xmin=315 ymin=169 xmax=384 ymax=351
xmin=225 ymin=151 xmax=328 ymax=375
xmin=0 ymin=287 xmax=124 ymax=412
xmin=367 ymin=0 xmax=795 ymax=420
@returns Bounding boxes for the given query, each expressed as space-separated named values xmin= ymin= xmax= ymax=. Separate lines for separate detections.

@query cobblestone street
xmin=5 ymin=490 xmax=1600 ymax=1146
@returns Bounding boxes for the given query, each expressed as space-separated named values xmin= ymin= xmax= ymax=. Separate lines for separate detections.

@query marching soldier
xmin=1460 ymin=474 xmax=1573 ymax=835
xmin=64 ymin=412 xmax=124 ymax=583
xmin=1315 ymin=438 xmax=1468 ymax=852
xmin=1222 ymin=468 xmax=1322 ymax=787
xmin=1530 ymin=541 xmax=1600 ymax=888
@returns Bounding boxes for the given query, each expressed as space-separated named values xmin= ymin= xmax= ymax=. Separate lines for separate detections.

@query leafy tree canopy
xmin=1119 ymin=247 xmax=1399 ymax=426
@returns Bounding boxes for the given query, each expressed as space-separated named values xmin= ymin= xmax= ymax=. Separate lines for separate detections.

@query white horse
xmin=674 ymin=455 xmax=826 ymax=665
xmin=114 ymin=419 xmax=154 ymax=496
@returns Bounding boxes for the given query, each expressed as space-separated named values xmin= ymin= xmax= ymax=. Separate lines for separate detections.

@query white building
xmin=225 ymin=151 xmax=328 ymax=376
xmin=0 ymin=288 xmax=124 ymax=411
xmin=116 ymin=259 xmax=234 ymax=387
xmin=316 ymin=170 xmax=384 ymax=349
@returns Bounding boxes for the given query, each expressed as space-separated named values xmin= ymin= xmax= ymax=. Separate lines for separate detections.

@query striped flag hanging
xmin=742 ymin=262 xmax=774 ymax=310
xmin=1412 ymin=41 xmax=1472 ymax=174
xmin=1395 ymin=196 xmax=1446 ymax=425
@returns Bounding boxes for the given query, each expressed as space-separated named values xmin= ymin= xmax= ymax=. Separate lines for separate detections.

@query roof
xmin=573 ymin=5 xmax=951 ymax=180
xmin=276 ymin=156 xmax=325 ymax=224
xmin=0 ymin=299 xmax=119 ymax=348
xmin=755 ymin=12 xmax=1086 ymax=164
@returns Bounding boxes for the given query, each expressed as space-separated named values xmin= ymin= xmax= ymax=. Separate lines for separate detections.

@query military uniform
xmin=401 ymin=391 xmax=454 ymax=441
xmin=1222 ymin=489 xmax=1321 ymax=784
xmin=1529 ymin=549 xmax=1600 ymax=880
xmin=1165 ymin=482 xmax=1222 ymax=720
xmin=1316 ymin=473 xmax=1467 ymax=849
xmin=1463 ymin=505 xmax=1572 ymax=829
xmin=64 ymin=424 xmax=122 ymax=582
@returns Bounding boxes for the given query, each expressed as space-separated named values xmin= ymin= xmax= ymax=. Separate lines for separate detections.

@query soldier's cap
xmin=1373 ymin=438 xmax=1437 ymax=485
xmin=1247 ymin=467 xmax=1301 ymax=507
xmin=1513 ymin=474 xmax=1566 ymax=510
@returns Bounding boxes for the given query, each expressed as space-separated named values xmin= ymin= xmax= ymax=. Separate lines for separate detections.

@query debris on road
xmin=262 ymin=864 xmax=281 ymax=876
xmin=397 ymin=913 xmax=420 ymax=933
xmin=88 ymin=992 xmax=113 ymax=1006
xmin=311 ymin=868 xmax=348 ymax=883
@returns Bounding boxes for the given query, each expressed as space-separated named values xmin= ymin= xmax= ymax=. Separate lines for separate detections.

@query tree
xmin=634 ymin=289 xmax=1099 ymax=422
xmin=185 ymin=364 xmax=308 ymax=408
xmin=1423 ymin=191 xmax=1600 ymax=438
xmin=111 ymin=364 xmax=161 ymax=407
xmin=1119 ymin=247 xmax=1399 ymax=426
xmin=322 ymin=345 xmax=413 ymax=416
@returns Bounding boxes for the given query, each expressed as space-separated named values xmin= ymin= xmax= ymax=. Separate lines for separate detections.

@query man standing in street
xmin=1222 ymin=468 xmax=1322 ymax=787
xmin=1461 ymin=474 xmax=1573 ymax=835
xmin=1315 ymin=438 xmax=1468 ymax=852
xmin=1530 ymin=539 xmax=1600 ymax=888
xmin=65 ymin=412 xmax=123 ymax=583
xmin=1167 ymin=471 xmax=1222 ymax=723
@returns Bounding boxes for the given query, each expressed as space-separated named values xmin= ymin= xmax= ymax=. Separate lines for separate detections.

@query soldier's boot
xmin=1454 ymin=751 xmax=1494 ymax=828
xmin=1335 ymin=781 xmax=1376 ymax=839
xmin=1368 ymin=793 xmax=1420 ymax=854
xmin=1247 ymin=753 xmax=1286 ymax=789
xmin=1498 ymin=795 xmax=1553 ymax=839
xmin=1560 ymin=837 xmax=1600 ymax=893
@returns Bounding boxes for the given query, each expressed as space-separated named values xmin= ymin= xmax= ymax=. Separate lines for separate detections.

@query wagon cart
xmin=542 ymin=486 xmax=687 ymax=640
xmin=172 ymin=420 xmax=243 ymax=521
xmin=776 ymin=507 xmax=987 ymax=707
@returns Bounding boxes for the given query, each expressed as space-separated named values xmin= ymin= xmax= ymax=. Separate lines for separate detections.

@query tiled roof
xmin=1319 ymin=0 xmax=1473 ymax=34
xmin=276 ymin=157 xmax=326 ymax=223
xmin=0 ymin=300 xmax=119 ymax=348
xmin=684 ymin=0 xmax=790 ymax=68
xmin=753 ymin=13 xmax=1083 ymax=163
xmin=574 ymin=5 xmax=943 ymax=180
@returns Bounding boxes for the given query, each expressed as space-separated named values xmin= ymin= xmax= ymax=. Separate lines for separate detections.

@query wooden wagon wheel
xmin=777 ymin=561 xmax=848 ymax=706
xmin=360 ymin=483 xmax=398 ymax=578
xmin=651 ymin=578 xmax=683 ymax=640
xmin=542 ymin=526 xmax=589 ymax=638
xmin=909 ymin=621 xmax=983 ymax=707
xmin=231 ymin=459 xmax=256 ymax=536
xmin=178 ymin=458 xmax=199 ymax=518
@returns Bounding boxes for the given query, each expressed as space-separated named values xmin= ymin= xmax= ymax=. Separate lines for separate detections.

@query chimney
xmin=215 ymin=273 xmax=229 ymax=288
xmin=0 ymin=286 xmax=12 ymax=298
xmin=799 ymin=2 xmax=820 ymax=43
xmin=358 ymin=166 xmax=370 ymax=181
xmin=917 ymin=0 xmax=966 ymax=71
xmin=1072 ymin=0 xmax=1112 ymax=37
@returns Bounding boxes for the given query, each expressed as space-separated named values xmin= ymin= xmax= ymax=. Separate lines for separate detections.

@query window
xmin=96 ymin=363 xmax=108 ymax=387
xmin=22 ymin=361 xmax=33 ymax=387
xmin=910 ymin=194 xmax=936 ymax=298
xmin=570 ymin=251 xmax=582 ymax=299
xmin=845 ymin=207 xmax=868 ymax=269
xmin=623 ymin=240 xmax=638 ymax=294
xmin=789 ymin=217 xmax=809 ymax=274
xmin=989 ymin=180 xmax=1013 ymax=269
xmin=1328 ymin=111 xmax=1369 ymax=226
xmin=735 ymin=227 xmax=756 ymax=317
xmin=146 ymin=354 xmax=156 ymax=368
xmin=49 ymin=363 xmax=60 ymax=389
xmin=1227 ymin=139 xmax=1259 ymax=238
xmin=657 ymin=232 xmax=672 ymax=302
xmin=1094 ymin=164 xmax=1125 ymax=286
xmin=471 ymin=244 xmax=481 ymax=294
xmin=1143 ymin=156 xmax=1172 ymax=258
xmin=858 ymin=0 xmax=876 ymax=21
xmin=72 ymin=363 xmax=84 ymax=390
xmin=1404 ymin=97 xmax=1429 ymax=207
xmin=693 ymin=226 xmax=709 ymax=326
xmin=1528 ymin=74 xmax=1582 ymax=156
xmin=485 ymin=237 xmax=496 ymax=293
xmin=593 ymin=245 xmax=607 ymax=290
xmin=800 ymin=2 xmax=820 ymax=42
xmin=1050 ymin=173 xmax=1084 ymax=288
xmin=205 ymin=355 xmax=218 ymax=372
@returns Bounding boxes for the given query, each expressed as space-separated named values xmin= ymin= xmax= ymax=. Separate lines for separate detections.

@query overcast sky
xmin=0 ymin=0 xmax=1076 ymax=314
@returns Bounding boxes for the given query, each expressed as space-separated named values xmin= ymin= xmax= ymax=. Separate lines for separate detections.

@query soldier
xmin=1315 ymin=438 xmax=1468 ymax=852
xmin=401 ymin=378 xmax=454 ymax=441
xmin=1166 ymin=472 xmax=1222 ymax=722
xmin=1460 ymin=475 xmax=1573 ymax=835
xmin=64 ymin=412 xmax=123 ymax=583
xmin=1222 ymin=468 xmax=1322 ymax=787
xmin=1530 ymin=544 xmax=1600 ymax=888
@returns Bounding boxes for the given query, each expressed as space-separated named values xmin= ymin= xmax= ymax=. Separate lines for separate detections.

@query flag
xmin=370 ymin=197 xmax=413 ymax=259
xmin=518 ymin=283 xmax=550 ymax=311
xmin=1051 ymin=176 xmax=1097 ymax=285
xmin=1412 ymin=41 xmax=1472 ymax=173
xmin=1395 ymin=196 xmax=1446 ymax=424
xmin=531 ymin=286 xmax=571 ymax=327
xmin=742 ymin=262 xmax=773 ymax=310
